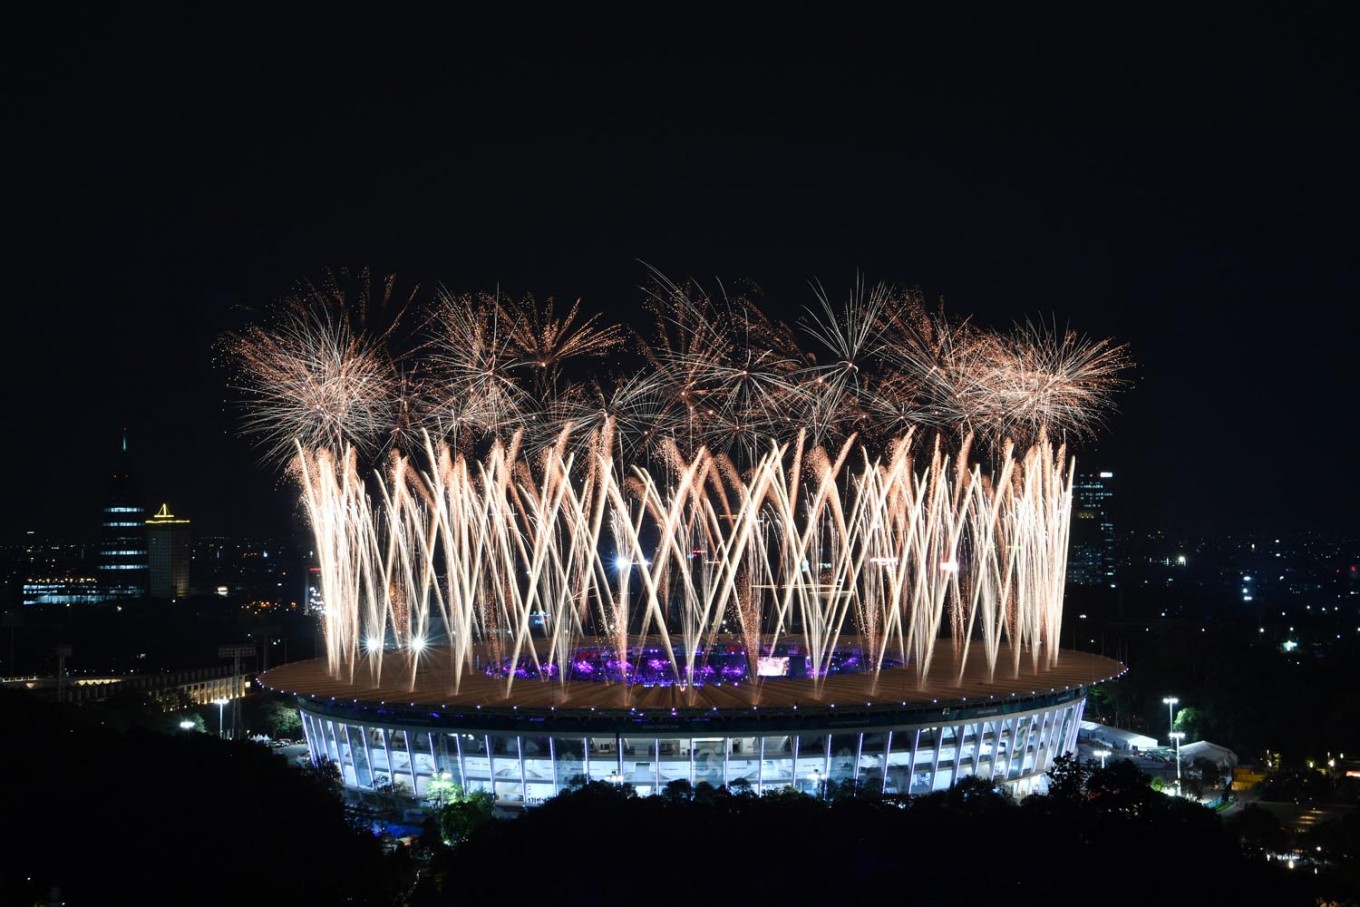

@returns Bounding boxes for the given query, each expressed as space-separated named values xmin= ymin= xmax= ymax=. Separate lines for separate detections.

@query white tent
xmin=1078 ymin=720 xmax=1159 ymax=753
xmin=1178 ymin=740 xmax=1237 ymax=769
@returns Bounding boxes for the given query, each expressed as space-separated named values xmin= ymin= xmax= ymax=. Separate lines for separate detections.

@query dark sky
xmin=5 ymin=4 xmax=1358 ymax=543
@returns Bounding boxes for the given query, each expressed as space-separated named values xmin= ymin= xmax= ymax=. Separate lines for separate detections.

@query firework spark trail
xmin=708 ymin=443 xmax=788 ymax=687
xmin=429 ymin=443 xmax=481 ymax=692
xmin=633 ymin=441 xmax=739 ymax=685
xmin=800 ymin=437 xmax=861 ymax=683
xmin=856 ymin=436 xmax=908 ymax=684
xmin=293 ymin=444 xmax=375 ymax=684
xmin=378 ymin=450 xmax=445 ymax=691
xmin=959 ymin=447 xmax=1018 ymax=680
xmin=635 ymin=447 xmax=717 ymax=688
xmin=289 ymin=424 xmax=1085 ymax=699
xmin=495 ymin=448 xmax=560 ymax=698
xmin=228 ymin=270 xmax=1128 ymax=700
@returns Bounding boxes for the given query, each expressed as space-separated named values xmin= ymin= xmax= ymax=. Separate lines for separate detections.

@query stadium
xmin=258 ymin=641 xmax=1123 ymax=804
xmin=234 ymin=272 xmax=1131 ymax=806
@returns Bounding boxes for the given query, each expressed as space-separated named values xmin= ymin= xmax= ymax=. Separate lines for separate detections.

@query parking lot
xmin=249 ymin=736 xmax=313 ymax=765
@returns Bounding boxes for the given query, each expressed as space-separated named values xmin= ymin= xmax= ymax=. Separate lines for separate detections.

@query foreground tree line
xmin=412 ymin=759 xmax=1359 ymax=906
xmin=2 ymin=688 xmax=1357 ymax=907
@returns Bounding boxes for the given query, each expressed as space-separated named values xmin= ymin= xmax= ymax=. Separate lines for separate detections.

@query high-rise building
xmin=1068 ymin=470 xmax=1116 ymax=588
xmin=145 ymin=503 xmax=191 ymax=599
xmin=97 ymin=431 xmax=147 ymax=599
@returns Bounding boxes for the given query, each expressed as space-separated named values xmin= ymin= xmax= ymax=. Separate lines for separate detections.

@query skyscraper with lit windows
xmin=1068 ymin=470 xmax=1116 ymax=588
xmin=97 ymin=431 xmax=147 ymax=599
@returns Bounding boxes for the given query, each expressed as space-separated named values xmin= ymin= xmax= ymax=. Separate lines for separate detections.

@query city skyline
xmin=6 ymin=6 xmax=1358 ymax=542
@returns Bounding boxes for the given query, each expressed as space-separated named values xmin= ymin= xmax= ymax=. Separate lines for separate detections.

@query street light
xmin=1094 ymin=748 xmax=1111 ymax=769
xmin=810 ymin=768 xmax=823 ymax=799
xmin=179 ymin=720 xmax=195 ymax=732
xmin=1162 ymin=696 xmax=1179 ymax=744
xmin=1169 ymin=731 xmax=1185 ymax=796
xmin=212 ymin=697 xmax=229 ymax=738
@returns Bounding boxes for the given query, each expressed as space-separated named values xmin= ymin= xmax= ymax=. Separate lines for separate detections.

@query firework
xmin=222 ymin=297 xmax=398 ymax=463
xmin=227 ymin=268 xmax=1129 ymax=702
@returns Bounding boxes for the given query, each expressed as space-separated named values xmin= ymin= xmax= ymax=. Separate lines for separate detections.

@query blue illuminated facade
xmin=289 ymin=688 xmax=1087 ymax=803
xmin=97 ymin=432 xmax=147 ymax=599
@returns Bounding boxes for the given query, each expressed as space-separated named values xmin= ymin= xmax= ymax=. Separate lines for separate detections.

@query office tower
xmin=97 ymin=431 xmax=147 ymax=599
xmin=145 ymin=503 xmax=191 ymax=599
xmin=1068 ymin=470 xmax=1116 ymax=587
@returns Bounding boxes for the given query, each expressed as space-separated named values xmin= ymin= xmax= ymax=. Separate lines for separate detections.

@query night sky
xmin=6 ymin=4 xmax=1357 ymax=543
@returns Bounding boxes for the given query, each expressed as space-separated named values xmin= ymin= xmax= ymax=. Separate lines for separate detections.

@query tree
xmin=727 ymin=777 xmax=756 ymax=799
xmin=1225 ymin=804 xmax=1289 ymax=858
xmin=426 ymin=772 xmax=459 ymax=807
xmin=826 ymin=777 xmax=868 ymax=802
xmin=692 ymin=780 xmax=723 ymax=805
xmin=1045 ymin=753 xmax=1091 ymax=802
xmin=176 ymin=713 xmax=207 ymax=733
xmin=1 ymin=688 xmax=395 ymax=906
xmin=1086 ymin=759 xmax=1162 ymax=816
xmin=91 ymin=686 xmax=182 ymax=732
xmin=1173 ymin=705 xmax=1207 ymax=742
xmin=1190 ymin=756 xmax=1223 ymax=798
xmin=1086 ymin=679 xmax=1137 ymax=728
xmin=372 ymin=777 xmax=414 ymax=804
xmin=298 ymin=754 xmax=342 ymax=798
xmin=258 ymin=697 xmax=303 ymax=737
xmin=1259 ymin=768 xmax=1333 ymax=804
xmin=928 ymin=775 xmax=1012 ymax=815
xmin=661 ymin=778 xmax=694 ymax=803
xmin=435 ymin=787 xmax=495 ymax=847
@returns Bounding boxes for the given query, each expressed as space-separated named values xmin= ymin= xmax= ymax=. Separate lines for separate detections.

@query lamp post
xmin=1169 ymin=731 xmax=1185 ymax=796
xmin=1162 ymin=696 xmax=1178 ymax=745
xmin=1094 ymin=749 xmax=1111 ymax=769
xmin=212 ymin=697 xmax=229 ymax=738
xmin=811 ymin=768 xmax=823 ymax=799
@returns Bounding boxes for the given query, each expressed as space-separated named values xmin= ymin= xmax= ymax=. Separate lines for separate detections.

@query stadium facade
xmin=259 ymin=644 xmax=1123 ymax=804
